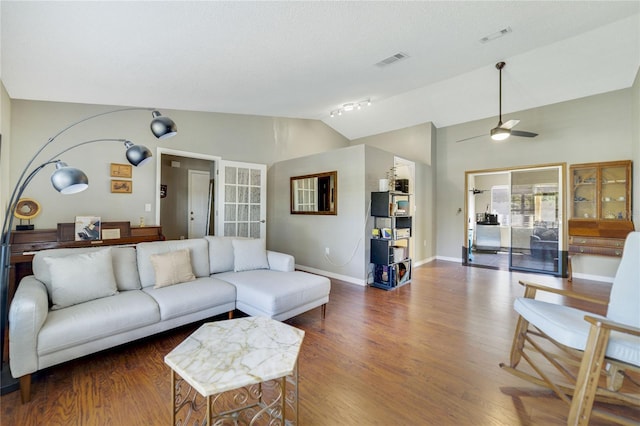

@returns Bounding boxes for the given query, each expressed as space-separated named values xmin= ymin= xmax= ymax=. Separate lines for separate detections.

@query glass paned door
xmin=572 ymin=166 xmax=597 ymax=219
xmin=510 ymin=166 xmax=563 ymax=275
xmin=216 ymin=160 xmax=266 ymax=238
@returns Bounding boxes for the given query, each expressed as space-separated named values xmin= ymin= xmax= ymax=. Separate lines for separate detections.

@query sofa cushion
xmin=232 ymin=238 xmax=269 ymax=272
xmin=43 ymin=248 xmax=118 ymax=310
xmin=142 ymin=277 xmax=236 ymax=321
xmin=37 ymin=290 xmax=159 ymax=356
xmin=33 ymin=246 xmax=141 ymax=292
xmin=150 ymin=249 xmax=196 ymax=288
xmin=136 ymin=239 xmax=210 ymax=288
xmin=110 ymin=247 xmax=142 ymax=290
xmin=204 ymin=236 xmax=247 ymax=273
xmin=215 ymin=270 xmax=330 ymax=317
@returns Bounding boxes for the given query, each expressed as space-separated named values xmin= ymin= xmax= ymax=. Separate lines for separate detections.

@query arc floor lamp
xmin=0 ymin=107 xmax=178 ymax=394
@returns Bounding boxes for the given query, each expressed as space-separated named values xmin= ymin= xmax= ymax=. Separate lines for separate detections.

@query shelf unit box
xmin=371 ymin=192 xmax=411 ymax=217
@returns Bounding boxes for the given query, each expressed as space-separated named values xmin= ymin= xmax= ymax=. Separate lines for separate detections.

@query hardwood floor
xmin=1 ymin=260 xmax=638 ymax=425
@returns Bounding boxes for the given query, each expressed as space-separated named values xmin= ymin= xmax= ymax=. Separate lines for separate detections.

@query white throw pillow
xmin=150 ymin=249 xmax=196 ymax=288
xmin=232 ymin=238 xmax=270 ymax=272
xmin=43 ymin=248 xmax=118 ymax=310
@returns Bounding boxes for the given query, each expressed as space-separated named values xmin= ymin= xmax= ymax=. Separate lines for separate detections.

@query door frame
xmin=464 ymin=162 xmax=567 ymax=275
xmin=155 ymin=148 xmax=221 ymax=226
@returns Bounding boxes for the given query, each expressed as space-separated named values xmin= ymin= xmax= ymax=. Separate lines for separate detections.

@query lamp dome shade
xmin=125 ymin=142 xmax=153 ymax=166
xmin=150 ymin=111 xmax=177 ymax=139
xmin=51 ymin=162 xmax=89 ymax=194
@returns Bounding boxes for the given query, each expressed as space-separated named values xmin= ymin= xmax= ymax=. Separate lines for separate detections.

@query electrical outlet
xmin=145 ymin=203 xmax=151 ymax=212
xmin=325 ymin=247 xmax=330 ymax=255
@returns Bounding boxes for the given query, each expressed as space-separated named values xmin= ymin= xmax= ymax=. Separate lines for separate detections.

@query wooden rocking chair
xmin=501 ymin=231 xmax=640 ymax=425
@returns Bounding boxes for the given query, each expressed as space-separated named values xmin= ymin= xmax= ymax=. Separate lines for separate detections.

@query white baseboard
xmin=436 ymin=255 xmax=462 ymax=263
xmin=295 ymin=264 xmax=367 ymax=286
xmin=413 ymin=257 xmax=436 ymax=267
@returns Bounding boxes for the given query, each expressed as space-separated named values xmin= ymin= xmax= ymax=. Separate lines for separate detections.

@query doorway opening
xmin=156 ymin=149 xmax=220 ymax=240
xmin=464 ymin=163 xmax=567 ymax=277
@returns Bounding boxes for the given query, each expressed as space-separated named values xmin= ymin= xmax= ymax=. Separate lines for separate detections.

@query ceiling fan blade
xmin=456 ymin=134 xmax=487 ymax=143
xmin=510 ymin=130 xmax=538 ymax=138
xmin=502 ymin=119 xmax=520 ymax=130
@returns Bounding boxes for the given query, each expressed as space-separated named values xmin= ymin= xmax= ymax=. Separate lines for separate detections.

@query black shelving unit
xmin=370 ymin=192 xmax=412 ymax=290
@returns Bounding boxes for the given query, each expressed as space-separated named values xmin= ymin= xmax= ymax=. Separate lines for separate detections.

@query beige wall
xmin=436 ymin=88 xmax=636 ymax=280
xmin=7 ymin=100 xmax=349 ymax=230
xmin=5 ymin=81 xmax=637 ymax=282
xmin=351 ymin=122 xmax=437 ymax=265
xmin=268 ymin=145 xmax=376 ymax=284
xmin=1 ymin=82 xmax=12 ymax=231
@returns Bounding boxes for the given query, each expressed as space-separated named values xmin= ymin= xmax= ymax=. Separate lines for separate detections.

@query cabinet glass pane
xmin=600 ymin=166 xmax=628 ymax=220
xmin=572 ymin=167 xmax=597 ymax=219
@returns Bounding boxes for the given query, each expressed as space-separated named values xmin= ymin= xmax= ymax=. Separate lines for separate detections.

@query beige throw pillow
xmin=150 ymin=249 xmax=196 ymax=288
xmin=43 ymin=248 xmax=118 ymax=310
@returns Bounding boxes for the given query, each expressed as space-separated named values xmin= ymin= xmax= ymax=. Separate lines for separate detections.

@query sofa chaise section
xmin=204 ymin=236 xmax=331 ymax=320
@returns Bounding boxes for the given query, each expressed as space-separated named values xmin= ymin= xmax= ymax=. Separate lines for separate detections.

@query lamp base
xmin=0 ymin=362 xmax=19 ymax=395
xmin=16 ymin=225 xmax=34 ymax=231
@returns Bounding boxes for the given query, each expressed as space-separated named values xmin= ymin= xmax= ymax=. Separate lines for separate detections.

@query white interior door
xmin=188 ymin=170 xmax=211 ymax=238
xmin=216 ymin=160 xmax=266 ymax=238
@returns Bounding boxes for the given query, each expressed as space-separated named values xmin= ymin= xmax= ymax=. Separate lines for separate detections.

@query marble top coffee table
xmin=165 ymin=316 xmax=305 ymax=425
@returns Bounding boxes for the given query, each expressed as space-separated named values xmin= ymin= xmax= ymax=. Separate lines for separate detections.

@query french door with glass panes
xmin=216 ymin=161 xmax=266 ymax=238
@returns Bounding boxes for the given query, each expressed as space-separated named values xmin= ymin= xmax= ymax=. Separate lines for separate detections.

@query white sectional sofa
xmin=8 ymin=236 xmax=330 ymax=402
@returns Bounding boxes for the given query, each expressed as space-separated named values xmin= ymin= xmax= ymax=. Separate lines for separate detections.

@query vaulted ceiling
xmin=1 ymin=1 xmax=639 ymax=140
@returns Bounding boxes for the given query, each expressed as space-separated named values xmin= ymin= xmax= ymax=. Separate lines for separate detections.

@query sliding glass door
xmin=465 ymin=163 xmax=566 ymax=276
xmin=509 ymin=166 xmax=565 ymax=275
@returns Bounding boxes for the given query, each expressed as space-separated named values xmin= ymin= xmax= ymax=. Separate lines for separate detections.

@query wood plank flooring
xmin=1 ymin=260 xmax=638 ymax=425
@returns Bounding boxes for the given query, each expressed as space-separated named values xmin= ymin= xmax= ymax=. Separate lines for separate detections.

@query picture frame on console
xmin=75 ymin=216 xmax=101 ymax=241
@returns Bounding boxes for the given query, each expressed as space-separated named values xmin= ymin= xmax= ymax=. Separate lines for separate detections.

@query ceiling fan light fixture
xmin=490 ymin=127 xmax=510 ymax=141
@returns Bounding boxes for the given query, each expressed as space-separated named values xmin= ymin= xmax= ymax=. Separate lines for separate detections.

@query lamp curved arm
xmin=1 ymin=138 xmax=128 ymax=243
xmin=6 ymin=108 xmax=156 ymax=221
xmin=4 ymin=107 xmax=174 ymax=237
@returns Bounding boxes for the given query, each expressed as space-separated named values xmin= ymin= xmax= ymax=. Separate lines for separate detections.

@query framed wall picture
xmin=110 ymin=163 xmax=132 ymax=178
xmin=111 ymin=180 xmax=132 ymax=193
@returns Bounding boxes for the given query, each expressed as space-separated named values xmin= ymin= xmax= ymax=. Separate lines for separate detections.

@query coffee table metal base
xmin=171 ymin=363 xmax=299 ymax=425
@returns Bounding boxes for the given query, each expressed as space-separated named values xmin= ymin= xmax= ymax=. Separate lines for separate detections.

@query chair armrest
xmin=267 ymin=251 xmax=295 ymax=272
xmin=518 ymin=280 xmax=607 ymax=306
xmin=584 ymin=315 xmax=640 ymax=337
xmin=9 ymin=276 xmax=49 ymax=377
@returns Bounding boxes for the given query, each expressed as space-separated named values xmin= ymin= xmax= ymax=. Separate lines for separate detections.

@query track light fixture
xmin=330 ymin=99 xmax=371 ymax=118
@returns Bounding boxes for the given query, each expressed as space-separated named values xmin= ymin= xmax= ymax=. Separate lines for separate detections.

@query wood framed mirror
xmin=290 ymin=171 xmax=337 ymax=215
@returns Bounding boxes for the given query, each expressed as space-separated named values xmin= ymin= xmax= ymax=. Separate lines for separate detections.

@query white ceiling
xmin=1 ymin=1 xmax=639 ymax=140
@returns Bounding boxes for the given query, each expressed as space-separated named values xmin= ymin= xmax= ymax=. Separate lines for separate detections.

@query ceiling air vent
xmin=375 ymin=52 xmax=410 ymax=67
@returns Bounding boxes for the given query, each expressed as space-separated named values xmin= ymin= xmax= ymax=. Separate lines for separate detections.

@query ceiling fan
xmin=457 ymin=61 xmax=538 ymax=143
